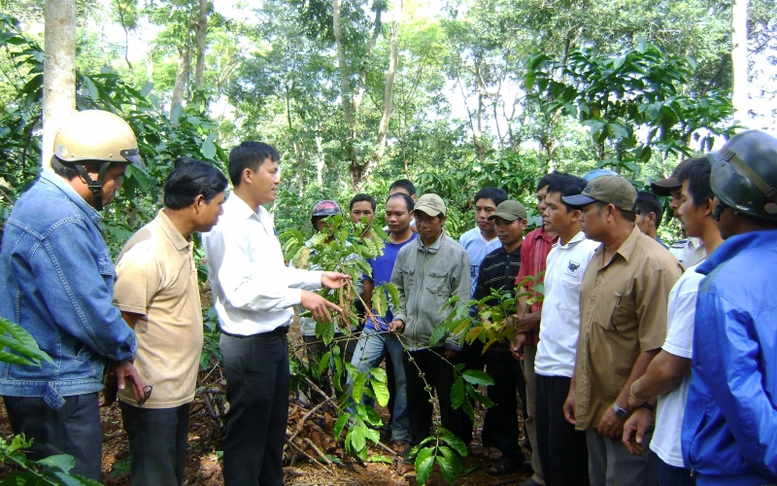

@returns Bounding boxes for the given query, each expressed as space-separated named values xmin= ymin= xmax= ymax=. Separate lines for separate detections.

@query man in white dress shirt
xmin=203 ymin=141 xmax=349 ymax=486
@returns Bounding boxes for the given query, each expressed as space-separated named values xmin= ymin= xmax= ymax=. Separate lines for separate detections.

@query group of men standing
xmin=1 ymin=107 xmax=777 ymax=486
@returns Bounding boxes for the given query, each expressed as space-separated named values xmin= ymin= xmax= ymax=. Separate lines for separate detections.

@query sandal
xmin=480 ymin=446 xmax=503 ymax=461
xmin=392 ymin=440 xmax=412 ymax=462
xmin=486 ymin=458 xmax=522 ymax=476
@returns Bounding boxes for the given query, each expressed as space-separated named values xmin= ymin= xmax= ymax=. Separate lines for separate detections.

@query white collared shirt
xmin=202 ymin=193 xmax=322 ymax=335
xmin=535 ymin=231 xmax=599 ymax=377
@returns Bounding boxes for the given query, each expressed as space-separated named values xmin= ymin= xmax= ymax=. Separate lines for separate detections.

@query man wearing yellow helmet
xmin=0 ymin=110 xmax=148 ymax=481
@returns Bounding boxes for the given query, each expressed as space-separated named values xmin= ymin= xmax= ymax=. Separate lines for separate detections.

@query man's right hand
xmin=301 ymin=290 xmax=343 ymax=322
xmin=563 ymin=388 xmax=577 ymax=425
xmin=388 ymin=319 xmax=404 ymax=334
xmin=111 ymin=361 xmax=149 ymax=404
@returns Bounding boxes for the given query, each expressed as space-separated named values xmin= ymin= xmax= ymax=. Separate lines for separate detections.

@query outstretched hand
xmin=321 ymin=271 xmax=350 ymax=289
xmin=301 ymin=290 xmax=343 ymax=322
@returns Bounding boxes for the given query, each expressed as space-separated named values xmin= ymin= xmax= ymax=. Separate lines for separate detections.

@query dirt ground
xmin=0 ymin=326 xmax=532 ymax=485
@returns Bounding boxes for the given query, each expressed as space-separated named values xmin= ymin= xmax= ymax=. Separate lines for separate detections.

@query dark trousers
xmin=482 ymin=347 xmax=526 ymax=460
xmin=3 ymin=393 xmax=102 ymax=481
xmin=220 ymin=330 xmax=290 ymax=486
xmin=658 ymin=460 xmax=695 ymax=486
xmin=403 ymin=348 xmax=469 ymax=445
xmin=536 ymin=374 xmax=589 ymax=486
xmin=119 ymin=402 xmax=189 ymax=486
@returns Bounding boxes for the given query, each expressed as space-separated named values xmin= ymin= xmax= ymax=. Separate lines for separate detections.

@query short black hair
xmin=473 ymin=187 xmax=508 ymax=206
xmin=50 ymin=157 xmax=121 ymax=181
xmin=165 ymin=157 xmax=229 ymax=210
xmin=389 ymin=179 xmax=416 ymax=196
xmin=228 ymin=141 xmax=280 ymax=187
xmin=386 ymin=192 xmax=414 ymax=212
xmin=546 ymin=175 xmax=587 ymax=212
xmin=537 ymin=171 xmax=566 ymax=192
xmin=677 ymin=157 xmax=713 ymax=209
xmin=350 ymin=193 xmax=376 ymax=211
xmin=593 ymin=201 xmax=637 ymax=223
xmin=634 ymin=191 xmax=664 ymax=228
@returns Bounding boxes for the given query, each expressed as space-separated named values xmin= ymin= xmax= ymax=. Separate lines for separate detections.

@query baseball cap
xmin=413 ymin=193 xmax=447 ymax=216
xmin=562 ymin=175 xmax=637 ymax=212
xmin=650 ymin=159 xmax=695 ymax=196
xmin=488 ymin=200 xmax=527 ymax=221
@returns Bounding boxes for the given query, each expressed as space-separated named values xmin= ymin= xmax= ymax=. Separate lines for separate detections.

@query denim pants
xmin=348 ymin=327 xmax=410 ymax=442
xmin=220 ymin=329 xmax=289 ymax=486
xmin=119 ymin=402 xmax=190 ymax=486
xmin=3 ymin=393 xmax=102 ymax=481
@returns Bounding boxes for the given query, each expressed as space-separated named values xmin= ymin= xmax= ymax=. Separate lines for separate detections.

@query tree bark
xmin=42 ymin=0 xmax=76 ymax=170
xmin=171 ymin=45 xmax=191 ymax=108
xmin=194 ymin=0 xmax=208 ymax=91
xmin=731 ymin=0 xmax=749 ymax=123
xmin=333 ymin=0 xmax=358 ymax=168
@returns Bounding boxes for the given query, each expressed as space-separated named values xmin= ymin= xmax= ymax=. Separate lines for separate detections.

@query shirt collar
xmin=41 ymin=169 xmax=103 ymax=225
xmin=613 ymin=225 xmax=644 ymax=263
xmin=418 ymin=229 xmax=445 ymax=251
xmin=156 ymin=209 xmax=191 ymax=251
xmin=556 ymin=230 xmax=588 ymax=249
xmin=225 ymin=191 xmax=262 ymax=221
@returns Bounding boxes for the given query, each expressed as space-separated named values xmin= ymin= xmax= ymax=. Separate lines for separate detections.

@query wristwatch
xmin=612 ymin=402 xmax=630 ymax=420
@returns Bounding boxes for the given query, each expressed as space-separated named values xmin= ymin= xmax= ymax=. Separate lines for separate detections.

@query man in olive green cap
xmin=561 ymin=175 xmax=682 ymax=486
xmin=473 ymin=200 xmax=530 ymax=475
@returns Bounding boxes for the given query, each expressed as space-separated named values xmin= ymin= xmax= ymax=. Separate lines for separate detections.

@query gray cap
xmin=488 ymin=200 xmax=527 ymax=221
xmin=413 ymin=193 xmax=447 ymax=216
xmin=562 ymin=175 xmax=637 ymax=212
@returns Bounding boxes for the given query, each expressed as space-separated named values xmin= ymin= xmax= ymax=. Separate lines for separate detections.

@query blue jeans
xmin=3 ymin=393 xmax=102 ymax=481
xmin=120 ymin=402 xmax=190 ymax=486
xmin=348 ymin=327 xmax=410 ymax=442
xmin=658 ymin=460 xmax=695 ymax=486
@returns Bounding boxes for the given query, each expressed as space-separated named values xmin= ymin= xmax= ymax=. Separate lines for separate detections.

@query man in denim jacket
xmin=0 ymin=110 xmax=148 ymax=481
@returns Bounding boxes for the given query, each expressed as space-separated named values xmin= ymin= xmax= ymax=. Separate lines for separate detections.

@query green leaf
xmin=385 ymin=283 xmax=401 ymax=309
xmin=415 ymin=447 xmax=436 ymax=485
xmin=38 ymin=453 xmax=75 ymax=471
xmin=367 ymin=454 xmax=393 ymax=464
xmin=440 ymin=429 xmax=468 ymax=457
xmin=351 ymin=369 xmax=367 ymax=402
xmin=451 ymin=374 xmax=465 ymax=409
xmin=0 ymin=317 xmax=54 ymax=365
xmin=350 ymin=422 xmax=366 ymax=452
xmin=429 ymin=322 xmax=447 ymax=347
xmin=436 ymin=455 xmax=455 ymax=485
xmin=201 ymin=133 xmax=217 ymax=160
xmin=334 ymin=412 xmax=350 ymax=440
xmin=317 ymin=351 xmax=331 ymax=376
xmin=438 ymin=445 xmax=463 ymax=476
xmin=462 ymin=369 xmax=494 ymax=386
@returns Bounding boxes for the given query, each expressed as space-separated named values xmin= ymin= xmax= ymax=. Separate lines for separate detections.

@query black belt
xmin=220 ymin=325 xmax=289 ymax=338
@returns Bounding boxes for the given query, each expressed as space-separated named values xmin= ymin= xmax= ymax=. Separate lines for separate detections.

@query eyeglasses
xmin=138 ymin=385 xmax=153 ymax=406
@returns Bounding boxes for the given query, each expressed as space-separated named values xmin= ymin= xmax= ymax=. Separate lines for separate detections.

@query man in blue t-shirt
xmin=348 ymin=192 xmax=417 ymax=455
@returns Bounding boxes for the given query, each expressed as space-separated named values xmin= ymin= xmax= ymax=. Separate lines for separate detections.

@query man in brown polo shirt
xmin=561 ymin=176 xmax=682 ymax=486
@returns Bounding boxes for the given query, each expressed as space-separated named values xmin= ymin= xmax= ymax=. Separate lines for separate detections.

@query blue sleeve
xmin=695 ymin=290 xmax=777 ymax=478
xmin=33 ymin=219 xmax=136 ymax=362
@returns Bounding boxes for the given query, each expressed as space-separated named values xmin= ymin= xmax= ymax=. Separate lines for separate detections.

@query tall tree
xmin=731 ymin=0 xmax=749 ymax=123
xmin=42 ymin=0 xmax=76 ymax=169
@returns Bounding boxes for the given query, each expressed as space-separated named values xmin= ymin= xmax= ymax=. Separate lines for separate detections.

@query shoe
xmin=486 ymin=458 xmax=522 ymax=476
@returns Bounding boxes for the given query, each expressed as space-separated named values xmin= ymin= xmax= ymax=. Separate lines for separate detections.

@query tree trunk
xmin=171 ymin=45 xmax=191 ymax=108
xmin=194 ymin=0 xmax=208 ymax=91
xmin=731 ymin=0 xmax=749 ymax=123
xmin=42 ymin=0 xmax=76 ymax=170
xmin=355 ymin=11 xmax=400 ymax=188
xmin=333 ymin=0 xmax=358 ymax=171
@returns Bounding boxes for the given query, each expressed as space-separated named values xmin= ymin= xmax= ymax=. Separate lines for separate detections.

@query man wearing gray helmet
xmin=681 ymin=130 xmax=777 ymax=486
